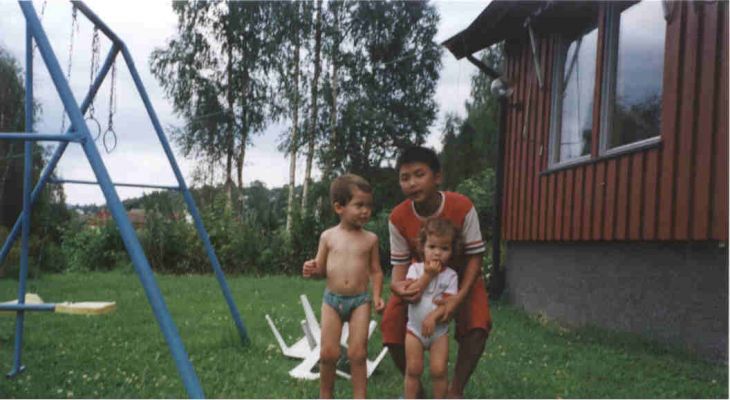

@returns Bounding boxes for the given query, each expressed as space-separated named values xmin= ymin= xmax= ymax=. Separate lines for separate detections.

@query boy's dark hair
xmin=330 ymin=174 xmax=372 ymax=207
xmin=418 ymin=218 xmax=463 ymax=261
xmin=396 ymin=146 xmax=441 ymax=174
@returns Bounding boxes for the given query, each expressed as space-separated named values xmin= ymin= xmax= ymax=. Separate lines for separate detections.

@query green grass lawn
xmin=0 ymin=271 xmax=726 ymax=398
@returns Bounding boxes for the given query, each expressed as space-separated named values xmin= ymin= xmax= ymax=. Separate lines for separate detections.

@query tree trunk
xmin=301 ymin=0 xmax=322 ymax=214
xmin=236 ymin=133 xmax=246 ymax=211
xmin=324 ymin=3 xmax=339 ymax=180
xmin=225 ymin=35 xmax=235 ymax=208
xmin=286 ymin=33 xmax=302 ymax=234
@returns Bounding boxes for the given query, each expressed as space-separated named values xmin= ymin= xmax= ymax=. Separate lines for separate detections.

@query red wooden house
xmin=444 ymin=1 xmax=728 ymax=359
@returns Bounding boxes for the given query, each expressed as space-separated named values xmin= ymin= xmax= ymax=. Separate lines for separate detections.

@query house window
xmin=549 ymin=25 xmax=598 ymax=166
xmin=601 ymin=1 xmax=666 ymax=152
xmin=548 ymin=1 xmax=666 ymax=167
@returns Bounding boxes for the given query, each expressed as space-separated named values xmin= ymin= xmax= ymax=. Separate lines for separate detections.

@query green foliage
xmin=318 ymin=1 xmax=442 ymax=174
xmin=151 ymin=1 xmax=281 ymax=196
xmin=364 ymin=208 xmax=391 ymax=274
xmin=455 ymin=168 xmax=496 ymax=244
xmin=61 ymin=220 xmax=126 ymax=272
xmin=0 ymin=273 xmax=725 ymax=398
xmin=440 ymin=44 xmax=503 ymax=190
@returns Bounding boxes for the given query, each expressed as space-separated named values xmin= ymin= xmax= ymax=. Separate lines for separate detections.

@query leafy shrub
xmin=61 ymin=220 xmax=126 ymax=272
xmin=456 ymin=167 xmax=495 ymax=244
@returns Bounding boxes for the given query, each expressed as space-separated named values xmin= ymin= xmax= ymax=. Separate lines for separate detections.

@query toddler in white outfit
xmin=403 ymin=218 xmax=462 ymax=399
xmin=406 ymin=261 xmax=457 ymax=348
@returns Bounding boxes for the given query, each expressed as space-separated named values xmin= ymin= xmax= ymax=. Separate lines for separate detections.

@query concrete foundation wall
xmin=505 ymin=241 xmax=728 ymax=361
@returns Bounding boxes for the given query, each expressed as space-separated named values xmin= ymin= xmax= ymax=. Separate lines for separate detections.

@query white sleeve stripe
xmin=464 ymin=247 xmax=486 ymax=255
xmin=465 ymin=241 xmax=485 ymax=248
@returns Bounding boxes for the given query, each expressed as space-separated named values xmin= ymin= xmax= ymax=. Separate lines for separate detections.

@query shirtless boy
xmin=302 ymin=173 xmax=386 ymax=399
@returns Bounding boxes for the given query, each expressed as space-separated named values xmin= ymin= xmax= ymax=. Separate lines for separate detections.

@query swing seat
xmin=0 ymin=293 xmax=116 ymax=316
xmin=55 ymin=301 xmax=116 ymax=315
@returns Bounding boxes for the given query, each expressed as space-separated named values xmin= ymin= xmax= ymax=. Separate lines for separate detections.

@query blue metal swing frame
xmin=0 ymin=2 xmax=250 ymax=397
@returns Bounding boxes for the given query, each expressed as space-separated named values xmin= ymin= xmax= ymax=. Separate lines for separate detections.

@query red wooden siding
xmin=501 ymin=2 xmax=728 ymax=242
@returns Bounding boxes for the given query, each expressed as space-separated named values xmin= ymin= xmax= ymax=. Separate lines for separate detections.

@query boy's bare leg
xmin=449 ymin=328 xmax=488 ymax=399
xmin=404 ymin=333 xmax=424 ymax=399
xmin=429 ymin=335 xmax=449 ymax=399
xmin=320 ymin=304 xmax=344 ymax=399
xmin=347 ymin=304 xmax=371 ymax=399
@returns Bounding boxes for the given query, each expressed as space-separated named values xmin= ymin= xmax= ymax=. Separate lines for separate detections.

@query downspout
xmin=466 ymin=54 xmax=512 ymax=300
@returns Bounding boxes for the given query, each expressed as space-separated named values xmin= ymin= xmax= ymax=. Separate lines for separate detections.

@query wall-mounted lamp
xmin=490 ymin=77 xmax=514 ymax=98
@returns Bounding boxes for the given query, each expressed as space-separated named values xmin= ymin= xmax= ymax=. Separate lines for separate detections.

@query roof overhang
xmin=442 ymin=1 xmax=603 ymax=60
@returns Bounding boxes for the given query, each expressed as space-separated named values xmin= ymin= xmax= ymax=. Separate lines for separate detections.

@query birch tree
xmin=301 ymin=0 xmax=323 ymax=214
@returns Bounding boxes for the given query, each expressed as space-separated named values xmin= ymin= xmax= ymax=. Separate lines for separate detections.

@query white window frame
xmin=548 ymin=32 xmax=594 ymax=169
xmin=599 ymin=2 xmax=663 ymax=156
xmin=547 ymin=1 xmax=666 ymax=171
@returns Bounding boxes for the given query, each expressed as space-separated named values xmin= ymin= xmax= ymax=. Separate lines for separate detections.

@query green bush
xmin=61 ymin=220 xmax=126 ymax=272
xmin=456 ymin=167 xmax=496 ymax=243
xmin=365 ymin=208 xmax=392 ymax=274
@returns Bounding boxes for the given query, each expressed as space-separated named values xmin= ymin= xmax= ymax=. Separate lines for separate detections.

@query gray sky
xmin=0 ymin=0 xmax=488 ymax=205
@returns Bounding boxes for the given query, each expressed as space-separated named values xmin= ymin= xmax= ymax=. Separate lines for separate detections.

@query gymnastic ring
xmin=103 ymin=128 xmax=117 ymax=153
xmin=85 ymin=117 xmax=102 ymax=141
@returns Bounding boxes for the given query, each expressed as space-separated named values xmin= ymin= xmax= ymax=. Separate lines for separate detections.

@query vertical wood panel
xmin=582 ymin=164 xmax=595 ymax=239
xmin=531 ymin=38 xmax=549 ymax=240
xmin=573 ymin=166 xmax=584 ymax=240
xmin=546 ymin=173 xmax=556 ymax=241
xmin=674 ymin=3 xmax=702 ymax=240
xmin=563 ymin=169 xmax=574 ymax=240
xmin=615 ymin=156 xmax=630 ymax=240
xmin=691 ymin=3 xmax=719 ymax=239
xmin=658 ymin=3 xmax=686 ymax=239
xmin=502 ymin=43 xmax=514 ymax=239
xmin=593 ymin=162 xmax=606 ymax=239
xmin=643 ymin=149 xmax=660 ymax=239
xmin=514 ymin=42 xmax=529 ymax=240
xmin=505 ymin=41 xmax=519 ymax=240
xmin=519 ymin=42 xmax=531 ymax=240
xmin=555 ymin=171 xmax=565 ymax=240
xmin=539 ymin=37 xmax=555 ymax=241
xmin=603 ymin=159 xmax=618 ymax=239
xmin=523 ymin=45 xmax=539 ymax=240
xmin=628 ymin=152 xmax=644 ymax=240
xmin=712 ymin=3 xmax=728 ymax=241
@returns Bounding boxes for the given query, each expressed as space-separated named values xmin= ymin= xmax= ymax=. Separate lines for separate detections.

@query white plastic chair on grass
xmin=265 ymin=294 xmax=388 ymax=380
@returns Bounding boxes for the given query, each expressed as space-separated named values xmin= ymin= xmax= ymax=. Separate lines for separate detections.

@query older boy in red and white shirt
xmin=382 ymin=146 xmax=492 ymax=398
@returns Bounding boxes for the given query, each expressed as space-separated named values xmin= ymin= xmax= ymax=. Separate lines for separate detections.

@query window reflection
xmin=555 ymin=27 xmax=597 ymax=163
xmin=608 ymin=1 xmax=665 ymax=149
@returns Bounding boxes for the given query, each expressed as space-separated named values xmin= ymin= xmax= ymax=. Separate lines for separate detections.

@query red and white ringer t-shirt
xmin=388 ymin=191 xmax=485 ymax=271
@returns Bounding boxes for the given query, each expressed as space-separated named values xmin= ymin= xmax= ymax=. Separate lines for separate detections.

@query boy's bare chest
xmin=328 ymin=235 xmax=372 ymax=258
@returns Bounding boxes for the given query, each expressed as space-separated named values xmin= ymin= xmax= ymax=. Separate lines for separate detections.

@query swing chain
xmin=61 ymin=4 xmax=79 ymax=133
xmin=86 ymin=26 xmax=102 ymax=141
xmin=88 ymin=26 xmax=100 ymax=120
xmin=104 ymin=61 xmax=118 ymax=153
